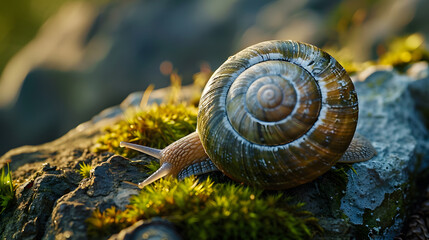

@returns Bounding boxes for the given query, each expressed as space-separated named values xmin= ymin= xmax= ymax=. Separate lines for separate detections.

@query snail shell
xmin=198 ymin=40 xmax=359 ymax=189
xmin=120 ymin=40 xmax=376 ymax=190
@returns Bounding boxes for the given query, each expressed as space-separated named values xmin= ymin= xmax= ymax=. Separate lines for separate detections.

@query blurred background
xmin=0 ymin=0 xmax=428 ymax=155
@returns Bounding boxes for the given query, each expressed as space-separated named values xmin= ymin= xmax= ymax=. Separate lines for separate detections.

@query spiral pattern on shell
xmin=197 ymin=40 xmax=358 ymax=189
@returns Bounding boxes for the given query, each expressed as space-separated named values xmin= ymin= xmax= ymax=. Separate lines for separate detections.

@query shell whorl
xmin=197 ymin=40 xmax=358 ymax=189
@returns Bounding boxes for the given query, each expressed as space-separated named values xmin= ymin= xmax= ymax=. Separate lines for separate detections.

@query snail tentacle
xmin=119 ymin=142 xmax=162 ymax=159
xmin=138 ymin=162 xmax=173 ymax=188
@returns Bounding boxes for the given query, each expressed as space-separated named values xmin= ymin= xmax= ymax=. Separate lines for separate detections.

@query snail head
xmin=120 ymin=132 xmax=208 ymax=188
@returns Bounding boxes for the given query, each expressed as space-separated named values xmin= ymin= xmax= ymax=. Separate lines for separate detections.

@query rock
xmin=1 ymin=63 xmax=429 ymax=239
xmin=340 ymin=69 xmax=422 ymax=238
xmin=109 ymin=218 xmax=182 ymax=240
xmin=0 ymin=163 xmax=77 ymax=239
xmin=43 ymin=156 xmax=148 ymax=239
xmin=314 ymin=65 xmax=429 ymax=238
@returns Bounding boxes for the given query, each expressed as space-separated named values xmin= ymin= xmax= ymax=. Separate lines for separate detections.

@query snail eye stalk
xmin=120 ymin=142 xmax=162 ymax=159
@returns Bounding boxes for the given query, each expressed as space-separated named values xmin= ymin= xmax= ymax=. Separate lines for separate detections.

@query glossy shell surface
xmin=197 ymin=40 xmax=358 ymax=189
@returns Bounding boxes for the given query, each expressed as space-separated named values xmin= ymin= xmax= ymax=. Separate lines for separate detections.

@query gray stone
xmin=324 ymin=66 xmax=429 ymax=238
xmin=42 ymin=156 xmax=148 ymax=240
xmin=0 ymin=163 xmax=77 ymax=239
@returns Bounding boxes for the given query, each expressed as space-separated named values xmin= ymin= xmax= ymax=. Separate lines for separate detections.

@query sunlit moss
xmin=167 ymin=72 xmax=183 ymax=105
xmin=77 ymin=162 xmax=92 ymax=179
xmin=86 ymin=177 xmax=321 ymax=240
xmin=378 ymin=33 xmax=429 ymax=70
xmin=0 ymin=163 xmax=15 ymax=214
xmin=93 ymin=103 xmax=198 ymax=158
xmin=143 ymin=160 xmax=160 ymax=175
xmin=328 ymin=33 xmax=429 ymax=74
xmin=189 ymin=64 xmax=212 ymax=106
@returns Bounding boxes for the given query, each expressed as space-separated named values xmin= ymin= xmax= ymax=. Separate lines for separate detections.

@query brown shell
xmin=197 ymin=40 xmax=358 ymax=189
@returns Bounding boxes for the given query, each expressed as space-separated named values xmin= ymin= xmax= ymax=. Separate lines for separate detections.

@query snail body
xmin=120 ymin=40 xmax=376 ymax=190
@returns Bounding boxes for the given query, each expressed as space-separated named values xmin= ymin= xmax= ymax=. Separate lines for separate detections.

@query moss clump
xmin=354 ymin=188 xmax=405 ymax=238
xmin=379 ymin=33 xmax=429 ymax=71
xmin=0 ymin=163 xmax=15 ymax=214
xmin=306 ymin=163 xmax=355 ymax=221
xmin=142 ymin=159 xmax=160 ymax=175
xmin=87 ymin=177 xmax=321 ymax=240
xmin=329 ymin=163 xmax=355 ymax=190
xmin=189 ymin=65 xmax=212 ymax=106
xmin=93 ymin=103 xmax=198 ymax=158
xmin=326 ymin=33 xmax=429 ymax=74
xmin=77 ymin=162 xmax=92 ymax=179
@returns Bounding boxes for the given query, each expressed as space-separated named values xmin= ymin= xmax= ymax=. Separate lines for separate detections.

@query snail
xmin=120 ymin=40 xmax=376 ymax=190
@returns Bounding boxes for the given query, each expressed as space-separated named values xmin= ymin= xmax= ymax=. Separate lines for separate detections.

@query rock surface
xmin=1 ymin=63 xmax=429 ymax=239
xmin=342 ymin=67 xmax=429 ymax=238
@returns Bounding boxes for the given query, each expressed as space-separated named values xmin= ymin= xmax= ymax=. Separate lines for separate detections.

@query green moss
xmin=365 ymin=190 xmax=404 ymax=230
xmin=312 ymin=163 xmax=354 ymax=219
xmin=354 ymin=188 xmax=405 ymax=238
xmin=93 ymin=103 xmax=198 ymax=158
xmin=143 ymin=160 xmax=160 ymax=175
xmin=327 ymin=33 xmax=429 ymax=74
xmin=86 ymin=177 xmax=321 ymax=240
xmin=0 ymin=163 xmax=15 ymax=214
xmin=77 ymin=162 xmax=92 ymax=179
xmin=189 ymin=66 xmax=212 ymax=106
xmin=329 ymin=163 xmax=354 ymax=189
xmin=379 ymin=33 xmax=429 ymax=71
